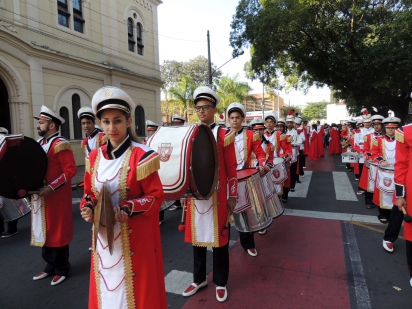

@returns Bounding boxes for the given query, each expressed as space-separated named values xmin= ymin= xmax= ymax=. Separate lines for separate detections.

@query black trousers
xmin=406 ymin=240 xmax=412 ymax=277
xmin=42 ymin=245 xmax=71 ymax=276
xmin=159 ymin=209 xmax=165 ymax=222
xmin=289 ymin=162 xmax=298 ymax=189
xmin=356 ymin=163 xmax=364 ymax=181
xmin=364 ymin=192 xmax=373 ymax=206
xmin=282 ymin=187 xmax=290 ymax=201
xmin=0 ymin=218 xmax=18 ymax=233
xmin=193 ymin=240 xmax=230 ymax=287
xmin=378 ymin=207 xmax=392 ymax=220
xmin=383 ymin=206 xmax=404 ymax=243
xmin=239 ymin=231 xmax=255 ymax=250
xmin=300 ymin=150 xmax=306 ymax=168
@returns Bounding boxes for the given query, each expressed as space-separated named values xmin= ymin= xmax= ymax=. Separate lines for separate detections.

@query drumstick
xmin=178 ymin=198 xmax=187 ymax=232
xmin=401 ymin=207 xmax=412 ymax=223
xmin=17 ymin=189 xmax=40 ymax=197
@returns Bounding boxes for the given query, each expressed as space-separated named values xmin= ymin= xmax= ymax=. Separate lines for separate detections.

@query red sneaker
xmin=247 ymin=248 xmax=258 ymax=257
xmin=33 ymin=271 xmax=50 ymax=281
xmin=182 ymin=281 xmax=207 ymax=297
xmin=216 ymin=286 xmax=227 ymax=302
xmin=51 ymin=275 xmax=66 ymax=286
xmin=382 ymin=240 xmax=394 ymax=253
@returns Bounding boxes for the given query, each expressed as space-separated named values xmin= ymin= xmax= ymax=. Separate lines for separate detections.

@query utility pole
xmin=261 ymin=83 xmax=265 ymax=119
xmin=277 ymin=89 xmax=280 ymax=119
xmin=207 ymin=30 xmax=212 ymax=87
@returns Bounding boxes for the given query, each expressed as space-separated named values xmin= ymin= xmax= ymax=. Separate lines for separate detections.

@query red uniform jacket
xmin=80 ymin=139 xmax=167 ymax=309
xmin=328 ymin=127 xmax=341 ymax=155
xmin=317 ymin=125 xmax=325 ymax=156
xmin=395 ymin=125 xmax=412 ymax=241
xmin=303 ymin=124 xmax=310 ymax=155
xmin=340 ymin=125 xmax=350 ymax=152
xmin=308 ymin=131 xmax=319 ymax=160
xmin=38 ymin=133 xmax=76 ymax=247
xmin=239 ymin=129 xmax=268 ymax=168
xmin=185 ymin=126 xmax=238 ymax=247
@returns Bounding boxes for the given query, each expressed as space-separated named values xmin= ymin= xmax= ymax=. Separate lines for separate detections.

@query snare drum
xmin=0 ymin=196 xmax=30 ymax=222
xmin=261 ymin=172 xmax=284 ymax=218
xmin=147 ymin=124 xmax=218 ymax=200
xmin=272 ymin=157 xmax=287 ymax=184
xmin=341 ymin=152 xmax=359 ymax=163
xmin=367 ymin=162 xmax=378 ymax=192
xmin=232 ymin=169 xmax=272 ymax=233
xmin=376 ymin=165 xmax=395 ymax=194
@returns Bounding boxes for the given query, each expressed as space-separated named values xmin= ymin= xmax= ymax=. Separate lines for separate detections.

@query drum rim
xmin=237 ymin=168 xmax=259 ymax=181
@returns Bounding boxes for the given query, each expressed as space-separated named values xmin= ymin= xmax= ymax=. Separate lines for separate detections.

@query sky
xmin=157 ymin=0 xmax=331 ymax=108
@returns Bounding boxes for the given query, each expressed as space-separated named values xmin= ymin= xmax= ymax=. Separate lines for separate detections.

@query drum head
xmin=0 ymin=136 xmax=47 ymax=199
xmin=190 ymin=125 xmax=218 ymax=199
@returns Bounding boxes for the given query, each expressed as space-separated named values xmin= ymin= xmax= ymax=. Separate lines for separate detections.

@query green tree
xmin=302 ymin=101 xmax=329 ymax=123
xmin=230 ymin=0 xmax=412 ymax=122
xmin=215 ymin=74 xmax=257 ymax=115
xmin=169 ymin=75 xmax=197 ymax=120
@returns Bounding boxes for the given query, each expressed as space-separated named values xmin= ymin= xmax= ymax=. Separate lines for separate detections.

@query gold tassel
xmin=85 ymin=158 xmax=91 ymax=174
xmin=54 ymin=141 xmax=72 ymax=154
xmin=136 ymin=156 xmax=160 ymax=181
xmin=395 ymin=130 xmax=404 ymax=143
xmin=372 ymin=137 xmax=378 ymax=147
xmin=288 ymin=136 xmax=293 ymax=143
xmin=224 ymin=131 xmax=235 ymax=147
xmin=100 ymin=135 xmax=108 ymax=146
xmin=363 ymin=136 xmax=368 ymax=143
xmin=280 ymin=135 xmax=285 ymax=141
xmin=253 ymin=133 xmax=260 ymax=142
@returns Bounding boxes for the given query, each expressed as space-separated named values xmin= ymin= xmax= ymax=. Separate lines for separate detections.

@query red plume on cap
xmin=288 ymin=109 xmax=295 ymax=115
xmin=361 ymin=108 xmax=368 ymax=115
xmin=219 ymin=114 xmax=224 ymax=119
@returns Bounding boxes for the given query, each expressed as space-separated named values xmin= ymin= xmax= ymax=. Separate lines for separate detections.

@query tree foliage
xmin=302 ymin=101 xmax=329 ymax=123
xmin=281 ymin=106 xmax=303 ymax=119
xmin=161 ymin=56 xmax=223 ymax=90
xmin=168 ymin=76 xmax=198 ymax=120
xmin=230 ymin=0 xmax=412 ymax=122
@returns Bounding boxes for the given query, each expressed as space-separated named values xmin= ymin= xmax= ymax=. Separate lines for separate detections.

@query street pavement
xmin=1 ymin=150 xmax=411 ymax=308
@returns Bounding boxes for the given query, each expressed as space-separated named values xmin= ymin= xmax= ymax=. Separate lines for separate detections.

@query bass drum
xmin=0 ymin=196 xmax=31 ymax=222
xmin=0 ymin=135 xmax=47 ymax=199
xmin=232 ymin=169 xmax=272 ymax=233
xmin=147 ymin=124 xmax=218 ymax=200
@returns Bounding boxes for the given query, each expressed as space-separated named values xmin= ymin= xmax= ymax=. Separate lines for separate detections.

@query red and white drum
xmin=272 ymin=157 xmax=287 ymax=184
xmin=147 ymin=124 xmax=218 ymax=200
xmin=376 ymin=165 xmax=395 ymax=194
xmin=0 ymin=196 xmax=30 ymax=222
xmin=233 ymin=169 xmax=272 ymax=233
xmin=341 ymin=152 xmax=359 ymax=163
xmin=367 ymin=162 xmax=378 ymax=193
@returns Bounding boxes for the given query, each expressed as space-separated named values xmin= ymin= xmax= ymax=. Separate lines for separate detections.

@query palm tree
xmin=215 ymin=74 xmax=256 ymax=115
xmin=169 ymin=75 xmax=198 ymax=120
xmin=161 ymin=89 xmax=180 ymax=123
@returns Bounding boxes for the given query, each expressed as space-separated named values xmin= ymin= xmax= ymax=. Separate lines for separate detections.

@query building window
xmin=73 ymin=0 xmax=84 ymax=33
xmin=60 ymin=107 xmax=70 ymax=139
xmin=71 ymin=94 xmax=82 ymax=139
xmin=135 ymin=106 xmax=145 ymax=137
xmin=136 ymin=23 xmax=144 ymax=55
xmin=57 ymin=0 xmax=70 ymax=28
xmin=128 ymin=18 xmax=135 ymax=52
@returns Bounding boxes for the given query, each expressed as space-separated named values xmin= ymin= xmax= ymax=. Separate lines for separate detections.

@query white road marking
xmin=164 ymin=270 xmax=193 ymax=294
xmin=289 ymin=171 xmax=312 ymax=198
xmin=284 ymin=209 xmax=380 ymax=224
xmin=332 ymin=171 xmax=358 ymax=201
xmin=343 ymin=221 xmax=372 ymax=309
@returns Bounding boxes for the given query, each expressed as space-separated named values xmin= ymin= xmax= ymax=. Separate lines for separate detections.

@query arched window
xmin=136 ymin=23 xmax=144 ymax=55
xmin=59 ymin=107 xmax=70 ymax=139
xmin=127 ymin=18 xmax=135 ymax=52
xmin=71 ymin=94 xmax=82 ymax=139
xmin=135 ymin=105 xmax=145 ymax=137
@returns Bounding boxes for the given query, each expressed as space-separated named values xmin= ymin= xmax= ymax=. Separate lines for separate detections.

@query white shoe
xmin=258 ymin=229 xmax=267 ymax=235
xmin=357 ymin=190 xmax=365 ymax=195
xmin=247 ymin=248 xmax=258 ymax=257
xmin=303 ymin=167 xmax=306 ymax=169
xmin=182 ymin=281 xmax=207 ymax=297
xmin=382 ymin=240 xmax=394 ymax=253
xmin=410 ymin=278 xmax=412 ymax=287
xmin=33 ymin=271 xmax=50 ymax=281
xmin=51 ymin=275 xmax=66 ymax=286
xmin=216 ymin=286 xmax=228 ymax=302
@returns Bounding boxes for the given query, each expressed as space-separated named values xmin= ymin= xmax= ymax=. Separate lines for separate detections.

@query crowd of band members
xmin=2 ymin=84 xmax=412 ymax=308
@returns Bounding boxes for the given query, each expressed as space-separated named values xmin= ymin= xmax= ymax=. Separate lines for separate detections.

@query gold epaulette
xmin=85 ymin=157 xmax=90 ymax=174
xmin=395 ymin=129 xmax=404 ymax=143
xmin=287 ymin=136 xmax=293 ymax=143
xmin=100 ymin=135 xmax=108 ymax=146
xmin=363 ymin=136 xmax=368 ymax=143
xmin=280 ymin=135 xmax=285 ymax=141
xmin=136 ymin=155 xmax=160 ymax=181
xmin=54 ymin=141 xmax=72 ymax=154
xmin=253 ymin=133 xmax=260 ymax=142
xmin=224 ymin=130 xmax=235 ymax=147
xmin=371 ymin=137 xmax=378 ymax=147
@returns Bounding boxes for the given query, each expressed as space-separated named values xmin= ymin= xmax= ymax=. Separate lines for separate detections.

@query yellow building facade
xmin=0 ymin=0 xmax=162 ymax=164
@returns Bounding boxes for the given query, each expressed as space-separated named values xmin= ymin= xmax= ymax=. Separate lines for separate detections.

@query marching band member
xmin=275 ymin=118 xmax=293 ymax=203
xmin=302 ymin=120 xmax=310 ymax=166
xmin=340 ymin=121 xmax=351 ymax=169
xmin=182 ymin=86 xmax=237 ymax=303
xmin=355 ymin=111 xmax=373 ymax=194
xmin=352 ymin=120 xmax=364 ymax=181
xmin=328 ymin=123 xmax=341 ymax=155
xmin=169 ymin=114 xmax=185 ymax=211
xmin=32 ymin=106 xmax=77 ymax=286
xmin=394 ymin=122 xmax=412 ymax=285
xmin=250 ymin=118 xmax=274 ymax=168
xmin=316 ymin=121 xmax=325 ymax=157
xmin=227 ymin=103 xmax=270 ymax=256
xmin=308 ymin=124 xmax=319 ymax=160
xmin=78 ymin=107 xmax=107 ymax=157
xmin=371 ymin=117 xmax=400 ymax=224
xmin=358 ymin=115 xmax=384 ymax=209
xmin=286 ymin=112 xmax=302 ymax=191
xmin=145 ymin=120 xmax=160 ymax=142
xmin=80 ymin=86 xmax=167 ymax=309
xmin=294 ymin=116 xmax=306 ymax=179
